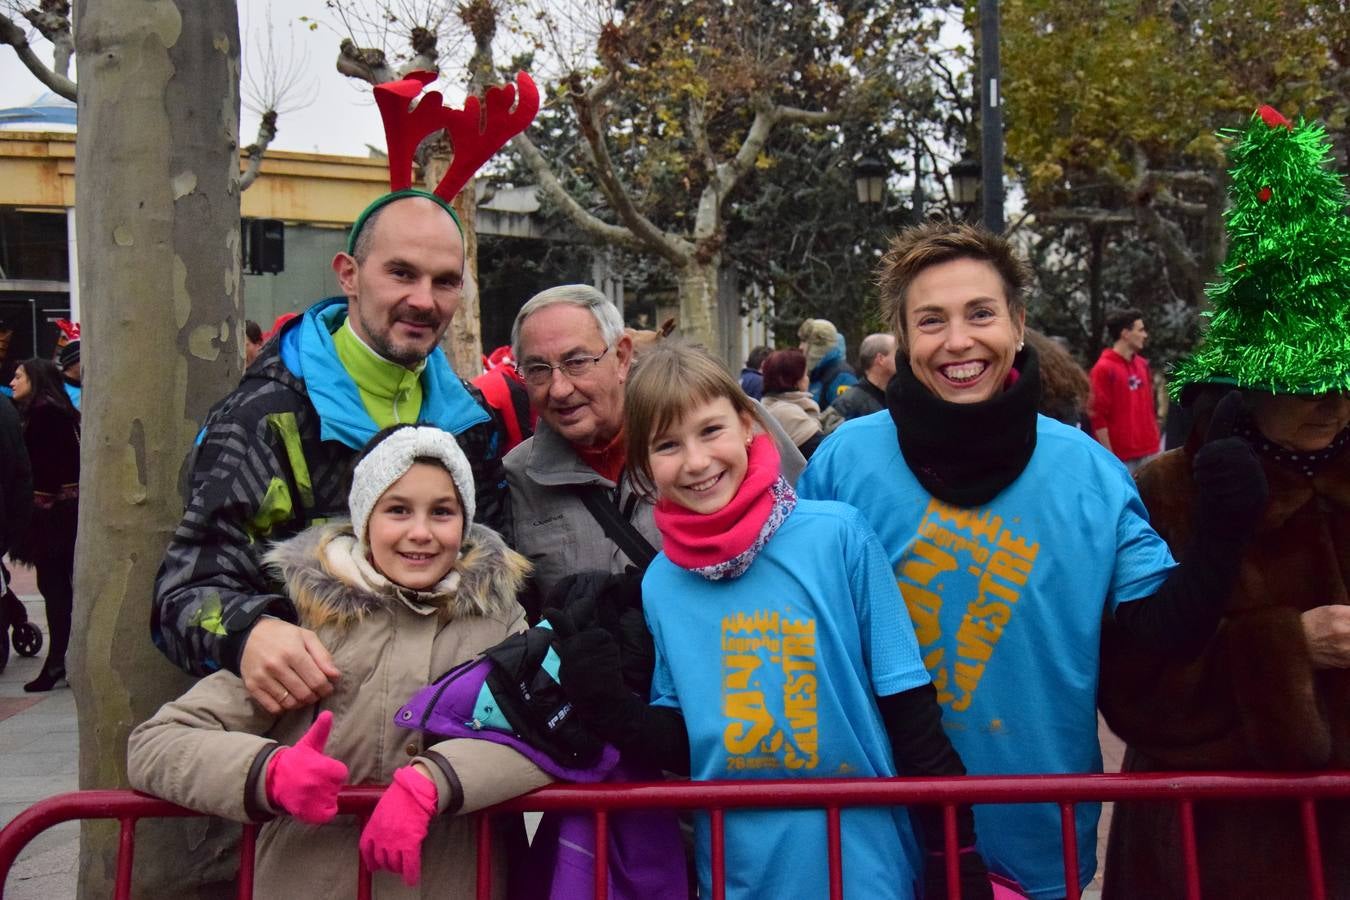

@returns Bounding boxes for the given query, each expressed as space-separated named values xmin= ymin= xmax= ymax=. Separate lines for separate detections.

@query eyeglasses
xmin=520 ymin=347 xmax=610 ymax=386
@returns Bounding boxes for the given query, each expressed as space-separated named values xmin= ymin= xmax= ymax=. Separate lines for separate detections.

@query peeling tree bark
xmin=71 ymin=1 xmax=242 ymax=896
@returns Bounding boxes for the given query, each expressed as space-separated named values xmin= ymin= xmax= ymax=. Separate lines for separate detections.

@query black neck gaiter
xmin=886 ymin=345 xmax=1042 ymax=507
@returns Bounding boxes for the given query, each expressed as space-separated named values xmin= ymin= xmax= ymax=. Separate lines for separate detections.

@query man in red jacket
xmin=1089 ymin=308 xmax=1161 ymax=472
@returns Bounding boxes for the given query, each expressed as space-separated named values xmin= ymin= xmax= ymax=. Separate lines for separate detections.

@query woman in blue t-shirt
xmin=798 ymin=220 xmax=1270 ymax=898
xmin=553 ymin=341 xmax=1002 ymax=900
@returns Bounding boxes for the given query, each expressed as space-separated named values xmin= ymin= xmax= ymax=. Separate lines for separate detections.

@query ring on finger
xmin=278 ymin=690 xmax=291 ymax=704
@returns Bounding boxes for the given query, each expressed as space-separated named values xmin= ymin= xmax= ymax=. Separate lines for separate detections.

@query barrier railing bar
xmin=6 ymin=775 xmax=1350 ymax=899
xmin=1179 ymin=800 xmax=1199 ymax=900
xmin=710 ymin=807 xmax=725 ymax=900
xmin=476 ymin=809 xmax=492 ymax=900
xmin=942 ymin=804 xmax=959 ymax=900
xmin=1058 ymin=803 xmax=1080 ymax=899
xmin=826 ymin=805 xmax=842 ymax=900
xmin=237 ymin=824 xmax=257 ymax=900
xmin=593 ymin=808 xmax=609 ymax=900
xmin=1302 ymin=798 xmax=1326 ymax=900
xmin=487 ymin=772 xmax=1350 ymax=812
xmin=114 ymin=816 xmax=134 ymax=900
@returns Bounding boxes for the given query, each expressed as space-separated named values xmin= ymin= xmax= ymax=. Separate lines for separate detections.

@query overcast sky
xmin=0 ymin=0 xmax=429 ymax=157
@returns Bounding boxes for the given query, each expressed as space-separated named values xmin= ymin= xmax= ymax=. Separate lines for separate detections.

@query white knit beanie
xmin=348 ymin=426 xmax=475 ymax=547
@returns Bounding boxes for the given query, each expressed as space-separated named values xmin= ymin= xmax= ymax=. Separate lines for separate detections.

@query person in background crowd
xmin=130 ymin=425 xmax=547 ymax=897
xmin=58 ymin=340 xmax=81 ymax=410
xmin=8 ymin=359 xmax=80 ymax=693
xmin=799 ymin=220 xmax=1267 ymax=899
xmin=504 ymin=285 xmax=806 ymax=613
xmin=244 ymin=319 xmax=265 ymax=367
xmin=472 ymin=345 xmax=535 ymax=454
xmin=0 ymin=392 xmax=33 ymax=675
xmin=1024 ymin=329 xmax=1091 ymax=432
xmin=798 ymin=318 xmax=857 ymax=409
xmin=264 ymin=312 xmax=300 ymax=342
xmin=1089 ymin=307 xmax=1161 ymax=471
xmin=822 ymin=332 xmax=896 ymax=433
xmin=153 ymin=192 xmax=508 ymax=714
xmin=738 ymin=345 xmax=770 ymax=400
xmin=760 ymin=348 xmax=825 ymax=459
xmin=1099 ymin=103 xmax=1350 ymax=899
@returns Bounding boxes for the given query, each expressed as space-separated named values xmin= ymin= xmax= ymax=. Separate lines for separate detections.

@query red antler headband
xmin=346 ymin=70 xmax=540 ymax=253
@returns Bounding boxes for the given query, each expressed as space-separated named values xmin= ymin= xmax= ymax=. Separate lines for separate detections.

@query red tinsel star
xmin=1258 ymin=105 xmax=1293 ymax=131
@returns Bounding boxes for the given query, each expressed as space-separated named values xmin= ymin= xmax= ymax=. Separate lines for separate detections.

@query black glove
xmin=549 ymin=624 xmax=634 ymax=741
xmin=923 ymin=847 xmax=994 ymax=900
xmin=545 ymin=612 xmax=691 ymax=774
xmin=1191 ymin=391 xmax=1268 ymax=542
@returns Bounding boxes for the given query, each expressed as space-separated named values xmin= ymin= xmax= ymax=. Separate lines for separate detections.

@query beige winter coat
xmin=128 ymin=521 xmax=551 ymax=899
xmin=762 ymin=391 xmax=823 ymax=448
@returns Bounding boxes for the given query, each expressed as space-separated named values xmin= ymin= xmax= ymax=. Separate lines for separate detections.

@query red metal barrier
xmin=3 ymin=773 xmax=1349 ymax=899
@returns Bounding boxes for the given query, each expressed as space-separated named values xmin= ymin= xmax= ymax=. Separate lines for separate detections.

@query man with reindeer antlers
xmin=152 ymin=72 xmax=539 ymax=714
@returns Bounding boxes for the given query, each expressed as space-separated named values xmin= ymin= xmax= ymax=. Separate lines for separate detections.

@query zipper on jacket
xmin=418 ymin=655 xmax=487 ymax=730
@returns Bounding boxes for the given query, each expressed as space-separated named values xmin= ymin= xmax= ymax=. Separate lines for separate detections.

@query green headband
xmin=345 ymin=188 xmax=464 ymax=255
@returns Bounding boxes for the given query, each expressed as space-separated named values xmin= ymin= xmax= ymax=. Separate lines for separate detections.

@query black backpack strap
xmin=575 ymin=485 xmax=658 ymax=569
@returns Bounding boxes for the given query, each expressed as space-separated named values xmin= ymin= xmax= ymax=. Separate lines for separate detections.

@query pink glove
xmin=359 ymin=766 xmax=439 ymax=886
xmin=265 ymin=710 xmax=349 ymax=825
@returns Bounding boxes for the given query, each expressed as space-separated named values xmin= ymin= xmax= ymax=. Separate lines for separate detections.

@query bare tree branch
xmin=237 ymin=8 xmax=319 ymax=190
xmin=0 ymin=9 xmax=75 ymax=99
xmin=1126 ymin=147 xmax=1206 ymax=303
xmin=511 ymin=131 xmax=665 ymax=255
xmin=715 ymin=101 xmax=835 ymax=200
xmin=687 ymin=98 xmax=715 ymax=176
xmin=1032 ymin=207 xmax=1136 ymax=226
xmin=567 ymin=71 xmax=689 ymax=264
xmin=239 ymin=110 xmax=277 ymax=191
xmin=1154 ymin=169 xmax=1218 ymax=192
xmin=337 ymin=36 xmax=397 ymax=85
xmin=21 ymin=0 xmax=70 ymax=77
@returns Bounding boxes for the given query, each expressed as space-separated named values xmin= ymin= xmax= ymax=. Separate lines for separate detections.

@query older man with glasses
xmin=505 ymin=284 xmax=805 ymax=615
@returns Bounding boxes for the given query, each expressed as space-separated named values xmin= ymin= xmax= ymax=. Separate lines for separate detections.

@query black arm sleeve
xmin=798 ymin=432 xmax=825 ymax=460
xmin=877 ymin=683 xmax=975 ymax=851
xmin=1111 ymin=526 xmax=1244 ymax=655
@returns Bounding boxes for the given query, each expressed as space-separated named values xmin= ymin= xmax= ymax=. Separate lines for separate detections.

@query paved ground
xmin=0 ymin=560 xmax=1124 ymax=898
xmin=0 ymin=562 xmax=78 ymax=899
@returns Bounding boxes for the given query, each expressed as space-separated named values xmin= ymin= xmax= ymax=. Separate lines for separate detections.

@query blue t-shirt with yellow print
xmin=798 ymin=411 xmax=1177 ymax=900
xmin=643 ymin=499 xmax=931 ymax=900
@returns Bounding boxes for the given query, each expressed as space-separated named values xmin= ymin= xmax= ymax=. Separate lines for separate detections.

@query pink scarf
xmin=653 ymin=434 xmax=781 ymax=570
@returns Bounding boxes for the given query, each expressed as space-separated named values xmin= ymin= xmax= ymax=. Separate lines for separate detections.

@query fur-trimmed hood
xmin=264 ymin=519 xmax=529 ymax=630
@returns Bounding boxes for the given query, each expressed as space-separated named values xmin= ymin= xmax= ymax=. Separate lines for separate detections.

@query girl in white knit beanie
xmin=129 ymin=424 xmax=546 ymax=896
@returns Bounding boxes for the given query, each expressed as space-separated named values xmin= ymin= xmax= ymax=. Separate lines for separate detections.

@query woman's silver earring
xmin=1017 ymin=341 xmax=1025 ymax=351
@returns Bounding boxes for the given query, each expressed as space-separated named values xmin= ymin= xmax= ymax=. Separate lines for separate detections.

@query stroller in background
xmin=0 ymin=561 xmax=43 ymax=674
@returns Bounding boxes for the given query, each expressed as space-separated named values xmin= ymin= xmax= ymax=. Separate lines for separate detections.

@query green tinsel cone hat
xmin=1170 ymin=104 xmax=1350 ymax=399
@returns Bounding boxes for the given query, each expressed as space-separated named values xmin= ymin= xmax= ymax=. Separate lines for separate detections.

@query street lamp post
xmin=979 ymin=0 xmax=1004 ymax=233
xmin=853 ymin=156 xmax=887 ymax=207
xmin=949 ymin=155 xmax=981 ymax=222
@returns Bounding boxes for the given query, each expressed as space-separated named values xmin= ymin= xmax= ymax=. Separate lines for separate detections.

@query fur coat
xmin=129 ymin=521 xmax=551 ymax=899
xmin=1098 ymin=430 xmax=1350 ymax=898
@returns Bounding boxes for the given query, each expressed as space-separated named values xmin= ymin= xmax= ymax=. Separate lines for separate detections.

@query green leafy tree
xmin=999 ymin=0 xmax=1350 ymax=360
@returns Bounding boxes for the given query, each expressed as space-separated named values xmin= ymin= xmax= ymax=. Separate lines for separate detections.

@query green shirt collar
xmin=333 ymin=319 xmax=425 ymax=428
